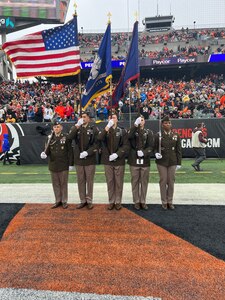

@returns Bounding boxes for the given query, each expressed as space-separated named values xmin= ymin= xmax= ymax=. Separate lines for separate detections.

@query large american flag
xmin=2 ymin=16 xmax=80 ymax=78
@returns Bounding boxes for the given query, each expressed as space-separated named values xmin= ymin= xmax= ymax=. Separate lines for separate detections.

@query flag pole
xmin=74 ymin=1 xmax=83 ymax=155
xmin=135 ymin=11 xmax=140 ymax=116
xmin=107 ymin=12 xmax=113 ymax=114
xmin=158 ymin=107 xmax=162 ymax=155
xmin=78 ymin=72 xmax=82 ymax=116
xmin=73 ymin=2 xmax=82 ymax=116
xmin=128 ymin=82 xmax=132 ymax=127
xmin=106 ymin=13 xmax=113 ymax=154
xmin=134 ymin=11 xmax=141 ymax=153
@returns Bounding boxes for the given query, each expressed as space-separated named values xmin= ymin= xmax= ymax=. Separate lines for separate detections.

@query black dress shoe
xmin=162 ymin=204 xmax=168 ymax=210
xmin=115 ymin=203 xmax=122 ymax=210
xmin=141 ymin=203 xmax=148 ymax=210
xmin=87 ymin=203 xmax=94 ymax=209
xmin=76 ymin=202 xmax=87 ymax=209
xmin=108 ymin=203 xmax=115 ymax=210
xmin=62 ymin=203 xmax=68 ymax=209
xmin=168 ymin=204 xmax=175 ymax=210
xmin=51 ymin=202 xmax=61 ymax=209
xmin=134 ymin=203 xmax=141 ymax=210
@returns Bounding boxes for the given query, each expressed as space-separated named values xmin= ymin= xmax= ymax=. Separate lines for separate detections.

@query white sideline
xmin=0 ymin=183 xmax=225 ymax=205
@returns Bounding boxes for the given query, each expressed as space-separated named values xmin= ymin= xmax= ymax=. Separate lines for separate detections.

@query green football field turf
xmin=0 ymin=159 xmax=224 ymax=184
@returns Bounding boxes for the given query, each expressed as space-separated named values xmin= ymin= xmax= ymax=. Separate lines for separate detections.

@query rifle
xmin=44 ymin=130 xmax=54 ymax=153
xmin=158 ymin=107 xmax=162 ymax=155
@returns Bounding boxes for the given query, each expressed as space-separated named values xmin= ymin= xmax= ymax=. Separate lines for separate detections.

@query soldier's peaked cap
xmin=52 ymin=120 xmax=61 ymax=126
xmin=81 ymin=111 xmax=90 ymax=116
xmin=162 ymin=115 xmax=170 ymax=122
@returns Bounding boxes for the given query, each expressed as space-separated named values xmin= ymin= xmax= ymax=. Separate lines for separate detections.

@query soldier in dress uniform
xmin=128 ymin=115 xmax=154 ymax=210
xmin=98 ymin=112 xmax=129 ymax=210
xmin=40 ymin=120 xmax=73 ymax=209
xmin=67 ymin=111 xmax=99 ymax=209
xmin=154 ymin=115 xmax=182 ymax=210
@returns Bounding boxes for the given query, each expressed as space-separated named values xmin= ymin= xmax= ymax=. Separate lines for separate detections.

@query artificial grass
xmin=0 ymin=204 xmax=24 ymax=239
xmin=125 ymin=204 xmax=225 ymax=261
xmin=0 ymin=204 xmax=224 ymax=300
xmin=0 ymin=159 xmax=224 ymax=183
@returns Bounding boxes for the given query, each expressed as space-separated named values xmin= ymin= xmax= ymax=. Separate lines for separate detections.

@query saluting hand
xmin=76 ymin=118 xmax=84 ymax=127
xmin=134 ymin=117 xmax=142 ymax=127
xmin=106 ymin=119 xmax=114 ymax=129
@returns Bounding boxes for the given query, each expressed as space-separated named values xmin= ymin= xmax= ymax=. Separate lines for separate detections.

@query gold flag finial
xmin=134 ymin=11 xmax=138 ymax=22
xmin=107 ymin=12 xmax=112 ymax=24
xmin=73 ymin=2 xmax=77 ymax=16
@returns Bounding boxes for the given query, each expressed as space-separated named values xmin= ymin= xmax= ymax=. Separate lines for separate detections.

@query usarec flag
xmin=2 ymin=16 xmax=80 ymax=78
xmin=82 ymin=22 xmax=112 ymax=110
xmin=112 ymin=21 xmax=140 ymax=106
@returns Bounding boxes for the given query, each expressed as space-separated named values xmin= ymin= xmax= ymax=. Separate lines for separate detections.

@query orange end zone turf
xmin=0 ymin=204 xmax=224 ymax=300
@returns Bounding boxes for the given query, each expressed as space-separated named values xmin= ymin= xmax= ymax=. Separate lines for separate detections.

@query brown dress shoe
xmin=162 ymin=204 xmax=168 ymax=210
xmin=168 ymin=204 xmax=175 ymax=210
xmin=87 ymin=203 xmax=94 ymax=209
xmin=108 ymin=203 xmax=115 ymax=210
xmin=141 ymin=203 xmax=148 ymax=210
xmin=62 ymin=203 xmax=68 ymax=209
xmin=76 ymin=202 xmax=87 ymax=209
xmin=51 ymin=202 xmax=61 ymax=209
xmin=115 ymin=203 xmax=122 ymax=210
xmin=134 ymin=203 xmax=141 ymax=210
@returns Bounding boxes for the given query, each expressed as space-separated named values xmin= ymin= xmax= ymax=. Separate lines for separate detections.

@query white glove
xmin=40 ymin=152 xmax=47 ymax=159
xmin=76 ymin=118 xmax=83 ymax=126
xmin=134 ymin=117 xmax=142 ymax=126
xmin=176 ymin=165 xmax=181 ymax=170
xmin=80 ymin=151 xmax=88 ymax=159
xmin=155 ymin=153 xmax=162 ymax=159
xmin=69 ymin=166 xmax=75 ymax=171
xmin=109 ymin=153 xmax=118 ymax=161
xmin=137 ymin=150 xmax=144 ymax=157
xmin=106 ymin=119 xmax=114 ymax=129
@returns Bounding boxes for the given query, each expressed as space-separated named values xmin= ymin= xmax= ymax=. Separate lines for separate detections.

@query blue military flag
xmin=112 ymin=21 xmax=140 ymax=106
xmin=82 ymin=22 xmax=112 ymax=110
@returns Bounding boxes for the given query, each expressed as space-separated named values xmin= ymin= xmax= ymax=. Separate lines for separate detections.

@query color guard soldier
xmin=40 ymin=120 xmax=73 ymax=209
xmin=154 ymin=115 xmax=182 ymax=210
xmin=98 ymin=112 xmax=129 ymax=210
xmin=67 ymin=111 xmax=99 ymax=209
xmin=128 ymin=116 xmax=154 ymax=210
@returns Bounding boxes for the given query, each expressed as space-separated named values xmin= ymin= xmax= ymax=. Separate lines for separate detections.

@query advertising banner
xmin=0 ymin=119 xmax=224 ymax=164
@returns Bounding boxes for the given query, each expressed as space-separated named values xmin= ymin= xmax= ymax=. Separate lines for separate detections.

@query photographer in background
xmin=191 ymin=122 xmax=208 ymax=172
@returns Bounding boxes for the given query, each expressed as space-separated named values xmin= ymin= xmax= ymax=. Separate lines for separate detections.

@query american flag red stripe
xmin=2 ymin=18 xmax=80 ymax=78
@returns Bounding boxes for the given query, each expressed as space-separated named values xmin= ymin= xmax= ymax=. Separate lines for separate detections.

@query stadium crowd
xmin=79 ymin=27 xmax=225 ymax=48
xmin=79 ymin=27 xmax=225 ymax=61
xmin=0 ymin=74 xmax=225 ymax=123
